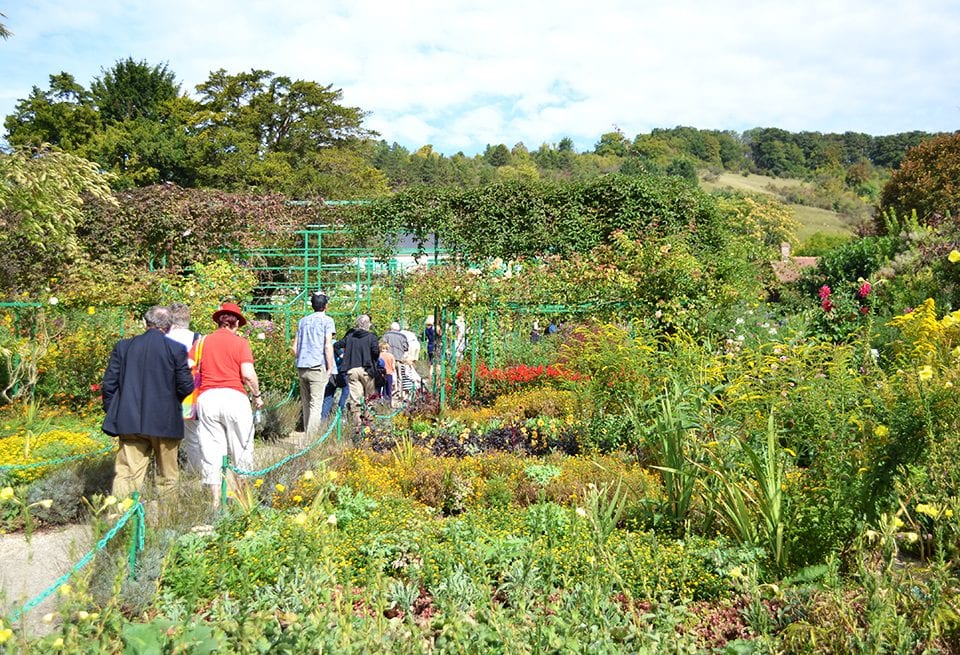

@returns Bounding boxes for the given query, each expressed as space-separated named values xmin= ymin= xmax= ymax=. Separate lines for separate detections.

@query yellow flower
xmin=39 ymin=499 xmax=53 ymax=509
xmin=0 ymin=628 xmax=12 ymax=644
xmin=77 ymin=611 xmax=89 ymax=620
xmin=119 ymin=497 xmax=134 ymax=511
xmin=59 ymin=584 xmax=72 ymax=596
xmin=292 ymin=512 xmax=308 ymax=526
xmin=949 ymin=249 xmax=960 ymax=263
xmin=275 ymin=483 xmax=285 ymax=493
xmin=874 ymin=425 xmax=889 ymax=438
xmin=918 ymin=365 xmax=934 ymax=382
xmin=0 ymin=487 xmax=14 ymax=501
xmin=293 ymin=495 xmax=303 ymax=503
xmin=254 ymin=479 xmax=264 ymax=488
xmin=915 ymin=503 xmax=941 ymax=519
xmin=42 ymin=613 xmax=56 ymax=624
xmin=87 ymin=306 xmax=96 ymax=315
xmin=53 ymin=637 xmax=64 ymax=648
xmin=328 ymin=471 xmax=338 ymax=481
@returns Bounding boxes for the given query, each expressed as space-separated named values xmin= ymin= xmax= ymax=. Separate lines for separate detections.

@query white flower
xmin=256 ymin=332 xmax=266 ymax=340
xmin=575 ymin=507 xmax=587 ymax=517
xmin=48 ymin=296 xmax=59 ymax=305
xmin=735 ymin=317 xmax=744 ymax=325
xmin=326 ymin=513 xmax=338 ymax=526
xmin=39 ymin=499 xmax=53 ymax=509
xmin=42 ymin=613 xmax=56 ymax=624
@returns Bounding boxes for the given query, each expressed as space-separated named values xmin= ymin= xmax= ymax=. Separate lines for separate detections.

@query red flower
xmin=818 ymin=285 xmax=832 ymax=300
xmin=821 ymin=299 xmax=834 ymax=313
xmin=90 ymin=383 xmax=101 ymax=392
xmin=860 ymin=306 xmax=870 ymax=314
xmin=858 ymin=281 xmax=871 ymax=298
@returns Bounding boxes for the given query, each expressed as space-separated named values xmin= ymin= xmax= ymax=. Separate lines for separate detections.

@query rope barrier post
xmin=220 ymin=456 xmax=229 ymax=510
xmin=439 ymin=309 xmax=447 ymax=410
xmin=470 ymin=317 xmax=478 ymax=399
xmin=336 ymin=409 xmax=342 ymax=442
xmin=128 ymin=493 xmax=141 ymax=577
xmin=488 ymin=308 xmax=495 ymax=370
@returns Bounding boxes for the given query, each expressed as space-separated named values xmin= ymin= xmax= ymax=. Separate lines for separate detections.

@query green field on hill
xmin=702 ymin=171 xmax=856 ymax=243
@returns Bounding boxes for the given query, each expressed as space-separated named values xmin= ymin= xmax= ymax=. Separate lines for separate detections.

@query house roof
xmin=770 ymin=256 xmax=819 ymax=283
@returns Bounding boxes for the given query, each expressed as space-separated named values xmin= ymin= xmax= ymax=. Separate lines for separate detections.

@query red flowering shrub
xmin=467 ymin=361 xmax=583 ymax=402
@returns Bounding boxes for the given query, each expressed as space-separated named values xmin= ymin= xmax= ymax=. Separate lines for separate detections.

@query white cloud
xmin=1 ymin=0 xmax=958 ymax=154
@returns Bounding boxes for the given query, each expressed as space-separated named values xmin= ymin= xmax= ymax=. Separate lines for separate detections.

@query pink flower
xmin=819 ymin=285 xmax=832 ymax=301
xmin=860 ymin=306 xmax=870 ymax=315
xmin=858 ymin=281 xmax=871 ymax=298
xmin=821 ymin=299 xmax=834 ymax=313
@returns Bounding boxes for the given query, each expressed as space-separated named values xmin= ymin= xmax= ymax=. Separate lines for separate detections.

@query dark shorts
xmin=428 ymin=350 xmax=436 ymax=364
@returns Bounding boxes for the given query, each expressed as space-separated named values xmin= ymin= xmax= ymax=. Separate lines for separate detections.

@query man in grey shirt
xmin=382 ymin=321 xmax=409 ymax=361
xmin=292 ymin=293 xmax=335 ymax=437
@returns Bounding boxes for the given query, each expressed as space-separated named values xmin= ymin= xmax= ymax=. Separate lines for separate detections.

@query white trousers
xmin=196 ymin=388 xmax=255 ymax=486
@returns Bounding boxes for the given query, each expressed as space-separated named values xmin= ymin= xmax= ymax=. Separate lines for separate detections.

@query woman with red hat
xmin=191 ymin=301 xmax=263 ymax=509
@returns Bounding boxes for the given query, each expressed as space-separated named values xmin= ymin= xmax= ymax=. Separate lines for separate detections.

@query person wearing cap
xmin=191 ymin=302 xmax=263 ymax=509
xmin=292 ymin=292 xmax=335 ymax=438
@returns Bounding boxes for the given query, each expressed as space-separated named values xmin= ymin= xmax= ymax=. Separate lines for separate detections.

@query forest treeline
xmin=2 ymin=59 xmax=944 ymax=205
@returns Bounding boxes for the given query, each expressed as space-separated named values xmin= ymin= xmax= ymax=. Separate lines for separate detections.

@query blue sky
xmin=1 ymin=0 xmax=958 ymax=156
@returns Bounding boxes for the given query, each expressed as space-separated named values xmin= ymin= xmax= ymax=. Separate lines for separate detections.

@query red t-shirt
xmin=191 ymin=328 xmax=254 ymax=395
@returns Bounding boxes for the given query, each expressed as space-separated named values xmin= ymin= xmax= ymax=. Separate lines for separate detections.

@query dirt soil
xmin=0 ymin=524 xmax=93 ymax=637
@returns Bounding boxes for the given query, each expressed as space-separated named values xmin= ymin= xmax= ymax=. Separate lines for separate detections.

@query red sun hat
xmin=212 ymin=302 xmax=247 ymax=327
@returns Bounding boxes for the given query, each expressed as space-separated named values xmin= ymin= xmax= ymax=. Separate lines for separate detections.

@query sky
xmin=1 ymin=0 xmax=958 ymax=156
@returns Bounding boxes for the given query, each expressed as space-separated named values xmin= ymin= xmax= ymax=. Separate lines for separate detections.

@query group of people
xmin=293 ymin=294 xmax=425 ymax=428
xmin=102 ymin=295 xmax=437 ymax=506
xmin=102 ymin=301 xmax=261 ymax=510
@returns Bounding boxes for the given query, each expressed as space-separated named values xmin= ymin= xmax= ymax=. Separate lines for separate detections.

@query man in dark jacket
xmin=340 ymin=314 xmax=379 ymax=424
xmin=102 ymin=306 xmax=194 ymax=499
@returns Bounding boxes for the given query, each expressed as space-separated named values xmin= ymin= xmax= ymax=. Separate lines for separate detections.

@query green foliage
xmin=794 ymin=231 xmax=852 ymax=256
xmin=799 ymin=235 xmax=899 ymax=298
xmin=0 ymin=145 xmax=115 ymax=293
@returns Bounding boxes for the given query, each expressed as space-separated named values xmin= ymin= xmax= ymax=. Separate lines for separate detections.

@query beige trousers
xmin=112 ymin=435 xmax=180 ymax=499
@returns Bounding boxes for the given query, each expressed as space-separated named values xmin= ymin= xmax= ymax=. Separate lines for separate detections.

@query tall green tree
xmin=90 ymin=58 xmax=180 ymax=123
xmin=4 ymin=73 xmax=100 ymax=151
xmin=190 ymin=69 xmax=375 ymax=193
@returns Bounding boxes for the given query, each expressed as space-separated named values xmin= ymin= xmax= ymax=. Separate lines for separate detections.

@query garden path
xmin=0 ymin=524 xmax=92 ymax=637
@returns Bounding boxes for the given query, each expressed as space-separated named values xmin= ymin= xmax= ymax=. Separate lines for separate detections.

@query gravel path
xmin=0 ymin=524 xmax=93 ymax=637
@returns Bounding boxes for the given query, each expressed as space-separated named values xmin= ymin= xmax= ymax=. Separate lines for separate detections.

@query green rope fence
xmin=6 ymin=494 xmax=145 ymax=624
xmin=0 ymin=439 xmax=116 ymax=474
xmin=221 ymin=408 xmax=343 ymax=508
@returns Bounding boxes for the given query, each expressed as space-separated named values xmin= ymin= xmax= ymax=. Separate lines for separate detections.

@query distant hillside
xmin=701 ymin=172 xmax=856 ymax=243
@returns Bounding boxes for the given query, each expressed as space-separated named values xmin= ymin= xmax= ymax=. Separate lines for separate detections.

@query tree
xmin=594 ymin=129 xmax=629 ymax=157
xmin=879 ymin=132 xmax=960 ymax=227
xmin=91 ymin=58 xmax=180 ymax=123
xmin=483 ymin=144 xmax=511 ymax=167
xmin=0 ymin=12 xmax=11 ymax=40
xmin=4 ymin=73 xmax=100 ymax=151
xmin=190 ymin=69 xmax=375 ymax=191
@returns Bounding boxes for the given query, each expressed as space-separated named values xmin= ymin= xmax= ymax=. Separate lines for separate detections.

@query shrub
xmin=0 ymin=429 xmax=110 ymax=485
